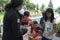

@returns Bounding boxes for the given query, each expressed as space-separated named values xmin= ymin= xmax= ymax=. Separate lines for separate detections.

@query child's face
xmin=32 ymin=24 xmax=38 ymax=28
xmin=30 ymin=22 xmax=35 ymax=27
xmin=24 ymin=16 xmax=28 ymax=19
xmin=46 ymin=12 xmax=52 ymax=18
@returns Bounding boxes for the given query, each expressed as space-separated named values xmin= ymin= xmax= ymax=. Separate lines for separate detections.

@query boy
xmin=21 ymin=11 xmax=32 ymax=25
xmin=29 ymin=21 xmax=42 ymax=40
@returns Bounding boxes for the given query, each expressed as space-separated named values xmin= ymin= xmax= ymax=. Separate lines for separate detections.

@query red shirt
xmin=31 ymin=27 xmax=40 ymax=33
xmin=21 ymin=17 xmax=32 ymax=23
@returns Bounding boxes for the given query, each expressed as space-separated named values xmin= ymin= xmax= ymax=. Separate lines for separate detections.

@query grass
xmin=56 ymin=22 xmax=60 ymax=37
xmin=31 ymin=13 xmax=42 ymax=17
xmin=0 ymin=12 xmax=5 ymax=21
xmin=0 ymin=12 xmax=4 ymax=37
xmin=56 ymin=22 xmax=60 ymax=32
xmin=34 ymin=13 xmax=41 ymax=16
xmin=0 ymin=15 xmax=4 ymax=20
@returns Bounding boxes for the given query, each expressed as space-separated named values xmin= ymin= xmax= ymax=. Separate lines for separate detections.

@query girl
xmin=43 ymin=8 xmax=56 ymax=40
xmin=40 ymin=11 xmax=46 ymax=34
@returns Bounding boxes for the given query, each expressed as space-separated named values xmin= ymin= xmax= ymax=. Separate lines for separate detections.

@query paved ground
xmin=0 ymin=38 xmax=1 ymax=40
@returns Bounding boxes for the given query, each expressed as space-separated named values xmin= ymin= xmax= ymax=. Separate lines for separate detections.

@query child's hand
xmin=53 ymin=30 xmax=57 ymax=34
xmin=30 ymin=31 xmax=36 ymax=37
xmin=46 ymin=31 xmax=53 ymax=36
xmin=34 ymin=36 xmax=42 ymax=40
xmin=45 ymin=32 xmax=50 ymax=36
xmin=29 ymin=35 xmax=33 ymax=38
xmin=33 ymin=30 xmax=36 ymax=34
xmin=29 ymin=33 xmax=34 ymax=39
xmin=22 ymin=26 xmax=27 ymax=29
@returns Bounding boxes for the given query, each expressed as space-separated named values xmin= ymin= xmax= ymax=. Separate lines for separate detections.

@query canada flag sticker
xmin=17 ymin=19 xmax=20 ymax=23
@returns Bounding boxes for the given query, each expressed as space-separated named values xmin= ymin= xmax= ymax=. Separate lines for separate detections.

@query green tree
xmin=0 ymin=0 xmax=9 ymax=6
xmin=24 ymin=0 xmax=35 ymax=10
xmin=40 ymin=4 xmax=45 ymax=12
xmin=48 ymin=0 xmax=53 ymax=8
xmin=56 ymin=7 xmax=60 ymax=15
xmin=26 ymin=3 xmax=35 ymax=10
xmin=24 ymin=0 xmax=29 ymax=3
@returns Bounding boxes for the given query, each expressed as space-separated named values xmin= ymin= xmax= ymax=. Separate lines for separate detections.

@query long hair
xmin=5 ymin=0 xmax=23 ymax=11
xmin=45 ymin=8 xmax=55 ymax=23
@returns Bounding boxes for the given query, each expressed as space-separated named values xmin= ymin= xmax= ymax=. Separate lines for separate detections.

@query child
xmin=40 ymin=11 xmax=46 ymax=34
xmin=29 ymin=21 xmax=42 ymax=40
xmin=43 ymin=8 xmax=56 ymax=40
xmin=21 ymin=11 xmax=32 ymax=25
xmin=21 ymin=11 xmax=32 ymax=40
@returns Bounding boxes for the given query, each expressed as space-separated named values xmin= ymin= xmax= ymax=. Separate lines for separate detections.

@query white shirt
xmin=43 ymin=19 xmax=56 ymax=39
xmin=23 ymin=26 xmax=31 ymax=40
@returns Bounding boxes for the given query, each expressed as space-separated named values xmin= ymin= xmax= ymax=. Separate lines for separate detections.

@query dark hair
xmin=33 ymin=21 xmax=38 ymax=24
xmin=5 ymin=0 xmax=23 ymax=11
xmin=45 ymin=8 xmax=54 ymax=23
xmin=24 ymin=11 xmax=30 ymax=17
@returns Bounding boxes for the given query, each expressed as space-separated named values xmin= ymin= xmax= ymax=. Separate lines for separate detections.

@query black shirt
xmin=2 ymin=9 xmax=24 ymax=40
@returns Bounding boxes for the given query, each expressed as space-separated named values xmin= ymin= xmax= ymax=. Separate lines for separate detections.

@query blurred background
xmin=0 ymin=0 xmax=60 ymax=40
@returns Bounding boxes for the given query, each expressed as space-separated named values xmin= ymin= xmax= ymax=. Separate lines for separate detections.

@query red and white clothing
xmin=21 ymin=17 xmax=32 ymax=23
